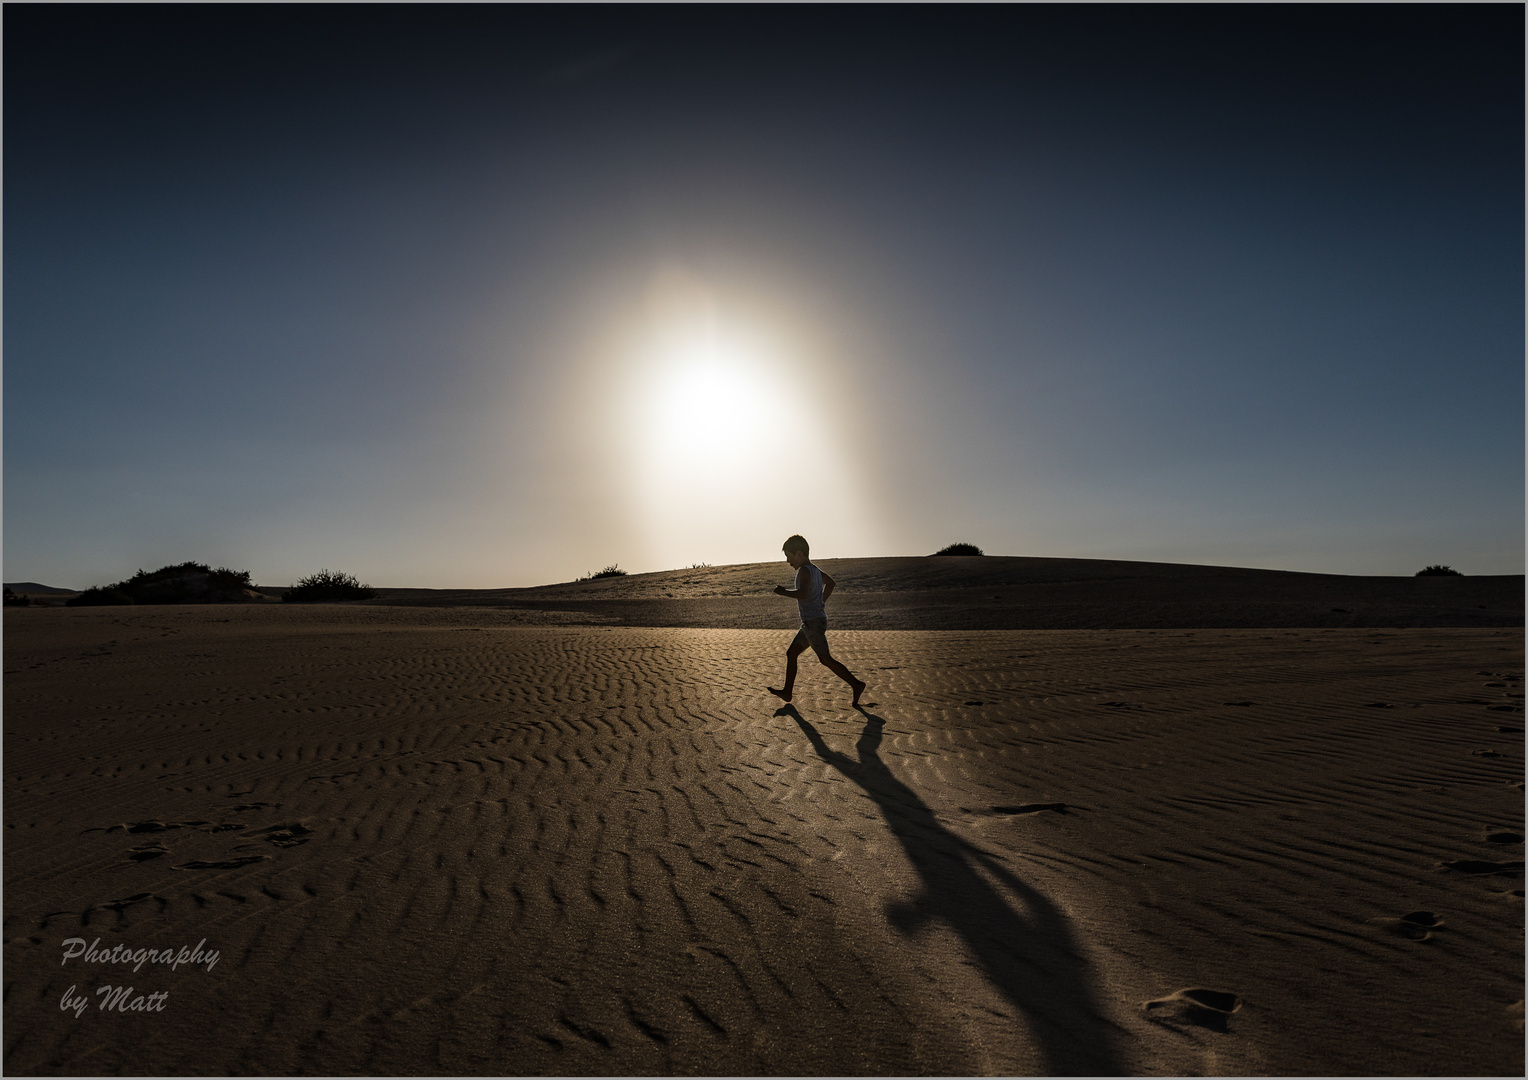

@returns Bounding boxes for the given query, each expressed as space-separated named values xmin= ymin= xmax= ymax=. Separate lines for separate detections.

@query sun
xmin=617 ymin=292 xmax=814 ymax=563
xmin=641 ymin=322 xmax=791 ymax=473
xmin=597 ymin=266 xmax=876 ymax=570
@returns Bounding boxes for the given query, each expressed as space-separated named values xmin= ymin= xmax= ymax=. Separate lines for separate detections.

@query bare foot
xmin=851 ymin=679 xmax=866 ymax=706
xmin=768 ymin=686 xmax=792 ymax=702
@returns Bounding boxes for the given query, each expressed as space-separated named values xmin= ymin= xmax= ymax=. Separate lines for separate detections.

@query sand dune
xmin=366 ymin=556 xmax=1524 ymax=630
xmin=3 ymin=601 xmax=1522 ymax=1075
xmin=3 ymin=583 xmax=77 ymax=596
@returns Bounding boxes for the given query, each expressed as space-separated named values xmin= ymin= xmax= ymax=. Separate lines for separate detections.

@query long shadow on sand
xmin=782 ymin=704 xmax=1125 ymax=1076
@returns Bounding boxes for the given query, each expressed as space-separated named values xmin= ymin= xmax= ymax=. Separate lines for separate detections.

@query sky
xmin=5 ymin=5 xmax=1523 ymax=589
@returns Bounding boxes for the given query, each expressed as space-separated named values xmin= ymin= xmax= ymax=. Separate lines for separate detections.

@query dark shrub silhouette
xmin=1416 ymin=564 xmax=1463 ymax=577
xmin=578 ymin=565 xmax=628 ymax=581
xmin=932 ymin=542 xmax=984 ymax=556
xmin=3 ymin=587 xmax=31 ymax=607
xmin=284 ymin=570 xmax=377 ymax=602
xmin=120 ymin=562 xmax=252 ymax=602
xmin=66 ymin=561 xmax=256 ymax=605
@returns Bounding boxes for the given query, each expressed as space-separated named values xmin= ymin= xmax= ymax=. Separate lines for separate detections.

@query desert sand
xmin=3 ymin=561 xmax=1523 ymax=1075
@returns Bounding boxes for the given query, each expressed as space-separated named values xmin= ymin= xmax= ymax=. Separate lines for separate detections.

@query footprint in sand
xmin=174 ymin=855 xmax=270 ymax=870
xmin=1485 ymin=831 xmax=1523 ymax=845
xmin=117 ymin=821 xmax=191 ymax=834
xmin=991 ymin=802 xmax=1071 ymax=816
xmin=103 ymin=819 xmax=245 ymax=834
xmin=1371 ymin=911 xmax=1443 ymax=941
xmin=1440 ymin=859 xmax=1524 ymax=876
xmin=249 ymin=823 xmax=313 ymax=848
xmin=1143 ymin=988 xmax=1242 ymax=1032
xmin=126 ymin=843 xmax=169 ymax=862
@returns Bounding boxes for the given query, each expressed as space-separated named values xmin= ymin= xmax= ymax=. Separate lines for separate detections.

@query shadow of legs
xmin=790 ymin=706 xmax=1125 ymax=1075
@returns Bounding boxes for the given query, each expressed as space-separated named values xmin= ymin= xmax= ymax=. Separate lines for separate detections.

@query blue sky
xmin=6 ymin=6 xmax=1522 ymax=588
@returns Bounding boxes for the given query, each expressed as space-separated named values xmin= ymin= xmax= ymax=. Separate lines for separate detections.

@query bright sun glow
xmin=643 ymin=324 xmax=793 ymax=475
xmin=611 ymin=269 xmax=871 ymax=570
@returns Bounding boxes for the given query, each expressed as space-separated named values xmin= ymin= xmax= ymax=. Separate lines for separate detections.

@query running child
xmin=767 ymin=534 xmax=866 ymax=706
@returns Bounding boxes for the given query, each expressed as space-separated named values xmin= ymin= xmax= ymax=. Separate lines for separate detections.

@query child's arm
xmin=820 ymin=571 xmax=836 ymax=602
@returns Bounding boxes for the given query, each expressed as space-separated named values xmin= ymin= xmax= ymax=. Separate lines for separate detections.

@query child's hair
xmin=782 ymin=534 xmax=809 ymax=557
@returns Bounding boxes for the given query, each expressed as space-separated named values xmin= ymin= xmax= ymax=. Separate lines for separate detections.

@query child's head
xmin=782 ymin=534 xmax=810 ymax=568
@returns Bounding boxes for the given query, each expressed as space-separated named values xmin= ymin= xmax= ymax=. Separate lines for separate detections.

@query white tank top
xmin=795 ymin=563 xmax=826 ymax=621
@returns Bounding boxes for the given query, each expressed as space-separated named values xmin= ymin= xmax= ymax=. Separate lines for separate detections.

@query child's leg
xmin=769 ymin=630 xmax=810 ymax=702
xmin=819 ymin=652 xmax=866 ymax=705
xmin=783 ymin=643 xmax=803 ymax=696
xmin=804 ymin=621 xmax=867 ymax=705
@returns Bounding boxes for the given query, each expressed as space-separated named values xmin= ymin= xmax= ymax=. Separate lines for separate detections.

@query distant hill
xmin=4 ymin=582 xmax=77 ymax=595
xmin=358 ymin=555 xmax=1525 ymax=630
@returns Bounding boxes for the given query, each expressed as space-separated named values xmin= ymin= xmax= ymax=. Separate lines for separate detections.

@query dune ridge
xmin=366 ymin=556 xmax=1524 ymax=630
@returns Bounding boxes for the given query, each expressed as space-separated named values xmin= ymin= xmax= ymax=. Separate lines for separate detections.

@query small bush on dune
xmin=284 ymin=569 xmax=377 ymax=603
xmin=575 ymin=565 xmax=626 ymax=582
xmin=931 ymin=542 xmax=984 ymax=557
xmin=1416 ymin=564 xmax=1462 ymax=577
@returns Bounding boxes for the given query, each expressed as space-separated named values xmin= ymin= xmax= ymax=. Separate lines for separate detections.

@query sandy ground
xmin=4 ymin=603 xmax=1523 ymax=1075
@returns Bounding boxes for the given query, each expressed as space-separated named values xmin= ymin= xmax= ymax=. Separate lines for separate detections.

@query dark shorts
xmin=791 ymin=617 xmax=831 ymax=660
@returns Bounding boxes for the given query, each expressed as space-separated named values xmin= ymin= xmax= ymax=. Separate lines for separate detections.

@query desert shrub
xmin=1416 ymin=564 xmax=1462 ymax=577
xmin=66 ymin=586 xmax=135 ymax=606
xmin=118 ymin=562 xmax=256 ymax=603
xmin=63 ymin=561 xmax=258 ymax=605
xmin=121 ymin=562 xmax=252 ymax=596
xmin=3 ymin=587 xmax=31 ymax=607
xmin=284 ymin=569 xmax=377 ymax=603
xmin=575 ymin=564 xmax=628 ymax=582
xmin=931 ymin=542 xmax=984 ymax=557
xmin=690 ymin=562 xmax=711 ymax=569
